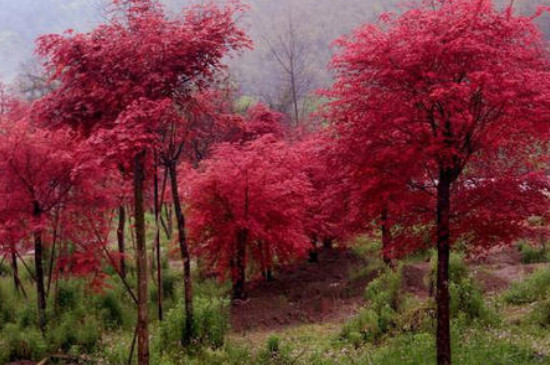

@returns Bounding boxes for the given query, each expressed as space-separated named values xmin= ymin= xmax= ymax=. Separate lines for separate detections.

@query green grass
xmin=517 ymin=240 xmax=549 ymax=264
xmin=503 ymin=268 xmax=550 ymax=305
xmin=2 ymin=231 xmax=550 ymax=364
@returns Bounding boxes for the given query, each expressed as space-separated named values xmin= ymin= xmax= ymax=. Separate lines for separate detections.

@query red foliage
xmin=35 ymin=0 xmax=250 ymax=138
xmin=328 ymin=0 xmax=550 ymax=256
xmin=242 ymin=103 xmax=285 ymax=141
xmin=184 ymin=135 xmax=312 ymax=285
xmin=0 ymin=116 xmax=115 ymax=279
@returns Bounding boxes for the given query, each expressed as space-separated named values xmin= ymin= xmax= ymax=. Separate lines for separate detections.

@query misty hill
xmin=0 ymin=0 xmax=548 ymax=98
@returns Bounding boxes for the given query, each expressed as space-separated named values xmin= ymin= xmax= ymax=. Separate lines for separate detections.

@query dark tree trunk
xmin=168 ymin=162 xmax=193 ymax=343
xmin=11 ymin=250 xmax=25 ymax=297
xmin=117 ymin=205 xmax=127 ymax=279
xmin=153 ymin=163 xmax=163 ymax=321
xmin=133 ymin=151 xmax=149 ymax=365
xmin=33 ymin=201 xmax=47 ymax=334
xmin=46 ymin=208 xmax=59 ymax=298
xmin=323 ymin=237 xmax=333 ymax=250
xmin=308 ymin=236 xmax=319 ymax=263
xmin=436 ymin=171 xmax=452 ymax=365
xmin=259 ymin=241 xmax=274 ymax=282
xmin=233 ymin=229 xmax=248 ymax=299
xmin=162 ymin=203 xmax=173 ymax=239
xmin=381 ymin=207 xmax=392 ymax=266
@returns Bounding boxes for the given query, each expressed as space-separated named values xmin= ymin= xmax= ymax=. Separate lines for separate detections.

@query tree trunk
xmin=233 ymin=229 xmax=248 ymax=299
xmin=436 ymin=171 xmax=452 ymax=365
xmin=259 ymin=241 xmax=274 ymax=282
xmin=33 ymin=201 xmax=47 ymax=334
xmin=168 ymin=162 xmax=193 ymax=343
xmin=117 ymin=205 xmax=127 ymax=279
xmin=323 ymin=237 xmax=333 ymax=250
xmin=11 ymin=250 xmax=25 ymax=297
xmin=308 ymin=236 xmax=319 ymax=263
xmin=381 ymin=207 xmax=392 ymax=266
xmin=133 ymin=151 xmax=149 ymax=365
xmin=163 ymin=203 xmax=173 ymax=239
xmin=153 ymin=163 xmax=163 ymax=321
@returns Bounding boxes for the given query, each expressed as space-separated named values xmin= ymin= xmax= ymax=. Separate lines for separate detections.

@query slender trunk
xmin=117 ymin=205 xmax=127 ymax=279
xmin=11 ymin=250 xmax=26 ymax=298
xmin=33 ymin=201 xmax=46 ymax=334
xmin=260 ymin=242 xmax=273 ymax=282
xmin=323 ymin=237 xmax=333 ymax=250
xmin=133 ymin=151 xmax=149 ymax=365
xmin=381 ymin=207 xmax=392 ymax=266
xmin=163 ymin=203 xmax=173 ymax=239
xmin=436 ymin=171 xmax=452 ymax=365
xmin=233 ymin=229 xmax=248 ymax=299
xmin=308 ymin=236 xmax=318 ymax=263
xmin=46 ymin=209 xmax=60 ymax=298
xmin=153 ymin=162 xmax=163 ymax=321
xmin=290 ymin=70 xmax=300 ymax=126
xmin=168 ymin=162 xmax=193 ymax=343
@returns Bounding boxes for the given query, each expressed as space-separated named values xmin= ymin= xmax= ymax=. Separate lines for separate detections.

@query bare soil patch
xmin=230 ymin=248 xmax=375 ymax=333
xmin=232 ymin=245 xmax=543 ymax=334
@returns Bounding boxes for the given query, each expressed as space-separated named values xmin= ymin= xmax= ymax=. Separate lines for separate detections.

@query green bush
xmin=94 ymin=290 xmax=127 ymax=329
xmin=47 ymin=313 xmax=102 ymax=353
xmin=15 ymin=300 xmax=37 ymax=328
xmin=527 ymin=299 xmax=550 ymax=327
xmin=160 ymin=295 xmax=230 ymax=351
xmin=266 ymin=335 xmax=280 ymax=354
xmin=517 ymin=241 xmax=548 ymax=264
xmin=0 ymin=260 xmax=13 ymax=276
xmin=341 ymin=267 xmax=404 ymax=346
xmin=55 ymin=280 xmax=82 ymax=312
xmin=428 ymin=251 xmax=491 ymax=321
xmin=364 ymin=266 xmax=401 ymax=312
xmin=341 ymin=308 xmax=381 ymax=346
xmin=162 ymin=269 xmax=178 ymax=301
xmin=0 ymin=323 xmax=47 ymax=363
xmin=449 ymin=277 xmax=489 ymax=321
xmin=503 ymin=268 xmax=550 ymax=305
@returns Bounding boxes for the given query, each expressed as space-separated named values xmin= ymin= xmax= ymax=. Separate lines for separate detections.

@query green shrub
xmin=47 ymin=313 xmax=102 ymax=353
xmin=160 ymin=295 xmax=230 ymax=351
xmin=0 ymin=323 xmax=47 ymax=362
xmin=341 ymin=266 xmax=404 ymax=346
xmin=503 ymin=268 xmax=550 ymax=304
xmin=341 ymin=308 xmax=381 ymax=346
xmin=517 ymin=241 xmax=548 ymax=264
xmin=395 ymin=300 xmax=436 ymax=333
xmin=428 ymin=251 xmax=492 ymax=321
xmin=0 ymin=260 xmax=13 ymax=276
xmin=162 ymin=269 xmax=178 ymax=301
xmin=351 ymin=236 xmax=381 ymax=260
xmin=527 ymin=299 xmax=550 ymax=327
xmin=266 ymin=335 xmax=280 ymax=354
xmin=55 ymin=280 xmax=82 ymax=312
xmin=16 ymin=300 xmax=37 ymax=328
xmin=94 ymin=290 xmax=127 ymax=329
xmin=449 ymin=277 xmax=488 ymax=320
xmin=364 ymin=266 xmax=401 ymax=312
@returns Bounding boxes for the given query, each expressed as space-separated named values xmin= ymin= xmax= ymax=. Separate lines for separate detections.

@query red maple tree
xmin=328 ymin=1 xmax=550 ymax=363
xmin=34 ymin=0 xmax=250 ymax=361
xmin=185 ymin=135 xmax=312 ymax=299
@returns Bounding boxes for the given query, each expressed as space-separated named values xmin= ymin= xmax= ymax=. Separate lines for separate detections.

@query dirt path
xmin=230 ymin=248 xmax=375 ymax=333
